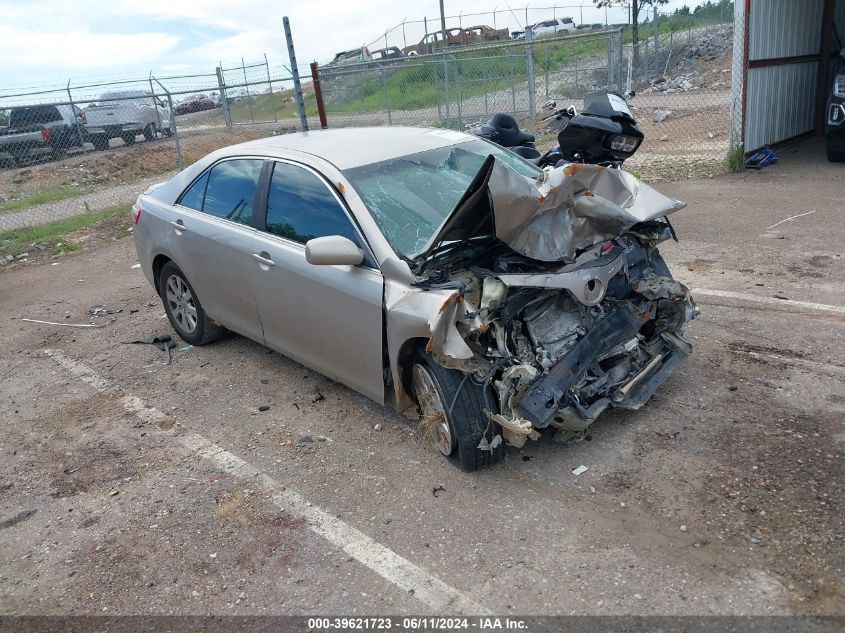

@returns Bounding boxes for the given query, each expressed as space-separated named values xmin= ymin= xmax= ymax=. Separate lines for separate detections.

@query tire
xmin=162 ymin=126 xmax=173 ymax=138
xmin=143 ymin=124 xmax=156 ymax=141
xmin=121 ymin=132 xmax=136 ymax=146
xmin=412 ymin=353 xmax=504 ymax=471
xmin=92 ymin=135 xmax=109 ymax=151
xmin=158 ymin=262 xmax=227 ymax=346
xmin=826 ymin=146 xmax=845 ymax=162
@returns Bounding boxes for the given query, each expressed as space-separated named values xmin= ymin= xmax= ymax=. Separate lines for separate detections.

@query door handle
xmin=170 ymin=220 xmax=187 ymax=232
xmin=252 ymin=252 xmax=275 ymax=267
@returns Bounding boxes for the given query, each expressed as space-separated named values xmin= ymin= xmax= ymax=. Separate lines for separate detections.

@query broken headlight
xmin=610 ymin=134 xmax=641 ymax=153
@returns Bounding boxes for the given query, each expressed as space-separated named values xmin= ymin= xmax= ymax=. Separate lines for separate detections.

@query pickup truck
xmin=84 ymin=90 xmax=171 ymax=150
xmin=0 ymin=104 xmax=86 ymax=166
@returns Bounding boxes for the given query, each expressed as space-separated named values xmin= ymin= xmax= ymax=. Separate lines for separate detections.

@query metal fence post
xmin=241 ymin=57 xmax=255 ymax=123
xmin=284 ymin=16 xmax=309 ymax=132
xmin=525 ymin=28 xmax=536 ymax=115
xmin=310 ymin=62 xmax=328 ymax=129
xmin=380 ymin=65 xmax=393 ymax=125
xmin=653 ymin=7 xmax=659 ymax=77
xmin=443 ymin=52 xmax=450 ymax=127
xmin=264 ymin=53 xmax=278 ymax=122
xmin=509 ymin=50 xmax=516 ymax=114
xmin=618 ymin=28 xmax=624 ymax=90
xmin=152 ymin=75 xmax=183 ymax=169
xmin=66 ymin=81 xmax=87 ymax=152
xmin=607 ymin=32 xmax=613 ymax=91
xmin=148 ymin=72 xmax=164 ymax=135
xmin=216 ymin=67 xmax=232 ymax=128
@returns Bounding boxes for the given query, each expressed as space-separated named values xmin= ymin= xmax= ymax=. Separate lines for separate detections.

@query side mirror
xmin=305 ymin=235 xmax=364 ymax=266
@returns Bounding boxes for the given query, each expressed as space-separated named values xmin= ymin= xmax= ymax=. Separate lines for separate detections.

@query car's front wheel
xmin=412 ymin=354 xmax=504 ymax=471
xmin=158 ymin=262 xmax=227 ymax=345
xmin=143 ymin=124 xmax=156 ymax=141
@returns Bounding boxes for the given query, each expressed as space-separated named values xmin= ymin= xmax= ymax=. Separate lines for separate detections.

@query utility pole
xmin=439 ymin=0 xmax=447 ymax=43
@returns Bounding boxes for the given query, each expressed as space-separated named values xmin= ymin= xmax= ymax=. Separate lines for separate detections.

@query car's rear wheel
xmin=826 ymin=145 xmax=845 ymax=162
xmin=412 ymin=354 xmax=504 ymax=471
xmin=121 ymin=132 xmax=136 ymax=146
xmin=143 ymin=124 xmax=156 ymax=141
xmin=158 ymin=262 xmax=227 ymax=345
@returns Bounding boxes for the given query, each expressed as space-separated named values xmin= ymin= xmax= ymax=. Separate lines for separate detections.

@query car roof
xmin=227 ymin=126 xmax=477 ymax=170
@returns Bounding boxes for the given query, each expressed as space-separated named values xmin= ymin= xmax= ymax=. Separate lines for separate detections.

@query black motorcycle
xmin=468 ymin=90 xmax=643 ymax=169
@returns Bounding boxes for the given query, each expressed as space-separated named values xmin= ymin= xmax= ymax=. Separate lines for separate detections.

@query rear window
xmin=9 ymin=106 xmax=61 ymax=127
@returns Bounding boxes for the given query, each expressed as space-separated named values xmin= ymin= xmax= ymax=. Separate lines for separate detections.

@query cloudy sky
xmin=0 ymin=0 xmax=703 ymax=93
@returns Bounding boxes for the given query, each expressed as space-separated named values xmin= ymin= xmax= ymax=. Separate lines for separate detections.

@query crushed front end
xmin=408 ymin=160 xmax=697 ymax=448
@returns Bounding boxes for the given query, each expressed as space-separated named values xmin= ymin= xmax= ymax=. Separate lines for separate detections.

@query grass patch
xmin=228 ymin=91 xmax=319 ymax=124
xmin=0 ymin=203 xmax=130 ymax=258
xmin=0 ymin=186 xmax=89 ymax=214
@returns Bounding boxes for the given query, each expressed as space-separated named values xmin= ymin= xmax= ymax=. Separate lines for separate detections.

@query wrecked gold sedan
xmin=133 ymin=127 xmax=696 ymax=470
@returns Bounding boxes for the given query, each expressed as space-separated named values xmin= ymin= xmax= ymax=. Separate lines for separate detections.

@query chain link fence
xmin=315 ymin=7 xmax=738 ymax=182
xmin=0 ymin=56 xmax=310 ymax=247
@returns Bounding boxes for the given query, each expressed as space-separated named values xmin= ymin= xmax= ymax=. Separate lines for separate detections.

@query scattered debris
xmin=21 ymin=318 xmax=104 ymax=328
xmin=108 ymin=490 xmax=119 ymax=497
xmin=728 ymin=385 xmax=738 ymax=392
xmin=572 ymin=465 xmax=589 ymax=476
xmin=0 ymin=509 xmax=36 ymax=530
xmin=652 ymin=108 xmax=673 ymax=123
xmin=373 ymin=423 xmax=382 ymax=431
xmin=312 ymin=391 xmax=325 ymax=403
xmin=178 ymin=344 xmax=193 ymax=352
xmin=744 ymin=146 xmax=778 ymax=170
xmin=432 ymin=485 xmax=445 ymax=497
xmin=131 ymin=263 xmax=141 ymax=269
xmin=680 ymin=524 xmax=688 ymax=532
xmin=382 ymin=517 xmax=392 ymax=525
xmin=126 ymin=334 xmax=177 ymax=365
xmin=62 ymin=466 xmax=79 ymax=475
xmin=258 ymin=405 xmax=270 ymax=412
xmin=297 ymin=436 xmax=314 ymax=445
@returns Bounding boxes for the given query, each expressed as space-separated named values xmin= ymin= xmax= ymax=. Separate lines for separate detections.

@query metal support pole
xmin=151 ymin=75 xmax=183 ymax=169
xmin=149 ymin=72 xmax=163 ymax=135
xmin=216 ymin=67 xmax=232 ymax=128
xmin=439 ymin=0 xmax=447 ymax=42
xmin=510 ymin=50 xmax=516 ymax=114
xmin=402 ymin=20 xmax=407 ymax=49
xmin=241 ymin=57 xmax=255 ymax=123
xmin=443 ymin=52 xmax=450 ymax=126
xmin=618 ymin=28 xmax=624 ymax=91
xmin=284 ymin=16 xmax=309 ymax=132
xmin=380 ymin=65 xmax=393 ymax=125
xmin=264 ymin=53 xmax=278 ymax=122
xmin=607 ymin=32 xmax=613 ymax=91
xmin=310 ymin=62 xmax=328 ymax=129
xmin=525 ymin=28 xmax=535 ymax=115
xmin=66 ymin=81 xmax=87 ymax=152
xmin=653 ymin=7 xmax=659 ymax=77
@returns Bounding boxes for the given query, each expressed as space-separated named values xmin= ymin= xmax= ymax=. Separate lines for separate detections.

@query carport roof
xmin=233 ymin=126 xmax=475 ymax=169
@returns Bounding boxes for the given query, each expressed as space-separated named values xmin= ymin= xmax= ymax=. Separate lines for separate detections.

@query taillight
xmin=41 ymin=128 xmax=51 ymax=142
xmin=600 ymin=241 xmax=614 ymax=255
xmin=131 ymin=204 xmax=142 ymax=225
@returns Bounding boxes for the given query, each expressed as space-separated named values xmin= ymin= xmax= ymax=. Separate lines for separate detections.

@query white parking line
xmin=693 ymin=288 xmax=845 ymax=316
xmin=43 ymin=348 xmax=486 ymax=615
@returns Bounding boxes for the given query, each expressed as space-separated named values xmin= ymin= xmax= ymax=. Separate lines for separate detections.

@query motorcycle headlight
xmin=610 ymin=134 xmax=641 ymax=153
xmin=835 ymin=73 xmax=845 ymax=98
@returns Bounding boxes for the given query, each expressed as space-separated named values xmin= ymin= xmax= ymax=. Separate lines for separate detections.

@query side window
xmin=178 ymin=171 xmax=209 ymax=211
xmin=202 ymin=159 xmax=263 ymax=225
xmin=265 ymin=162 xmax=358 ymax=245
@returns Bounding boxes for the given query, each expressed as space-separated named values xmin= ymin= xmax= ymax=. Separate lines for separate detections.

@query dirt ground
xmin=0 ymin=138 xmax=843 ymax=620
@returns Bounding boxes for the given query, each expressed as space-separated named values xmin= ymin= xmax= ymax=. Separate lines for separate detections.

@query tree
xmin=594 ymin=0 xmax=668 ymax=72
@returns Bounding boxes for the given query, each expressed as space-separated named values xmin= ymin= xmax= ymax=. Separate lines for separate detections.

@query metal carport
xmin=731 ymin=0 xmax=845 ymax=152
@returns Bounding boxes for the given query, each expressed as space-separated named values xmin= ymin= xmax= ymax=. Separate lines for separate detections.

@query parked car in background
xmin=175 ymin=95 xmax=216 ymax=115
xmin=329 ymin=47 xmax=374 ymax=66
xmin=825 ymin=46 xmax=845 ymax=162
xmin=403 ymin=25 xmax=508 ymax=55
xmin=463 ymin=25 xmax=509 ymax=44
xmin=84 ymin=90 xmax=171 ymax=150
xmin=370 ymin=47 xmax=403 ymax=62
xmin=531 ymin=17 xmax=577 ymax=38
xmin=0 ymin=104 xmax=86 ymax=166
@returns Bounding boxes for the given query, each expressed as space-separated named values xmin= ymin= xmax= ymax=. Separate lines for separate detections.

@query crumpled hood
xmin=419 ymin=158 xmax=686 ymax=263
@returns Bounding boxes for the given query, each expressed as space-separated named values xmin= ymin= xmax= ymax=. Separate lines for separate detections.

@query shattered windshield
xmin=343 ymin=139 xmax=541 ymax=257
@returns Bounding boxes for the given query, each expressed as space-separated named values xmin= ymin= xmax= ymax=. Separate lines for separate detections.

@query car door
xmin=167 ymin=157 xmax=264 ymax=342
xmin=250 ymin=159 xmax=385 ymax=403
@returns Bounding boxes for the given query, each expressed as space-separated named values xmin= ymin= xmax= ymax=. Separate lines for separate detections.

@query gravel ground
xmin=0 ymin=139 xmax=842 ymax=619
